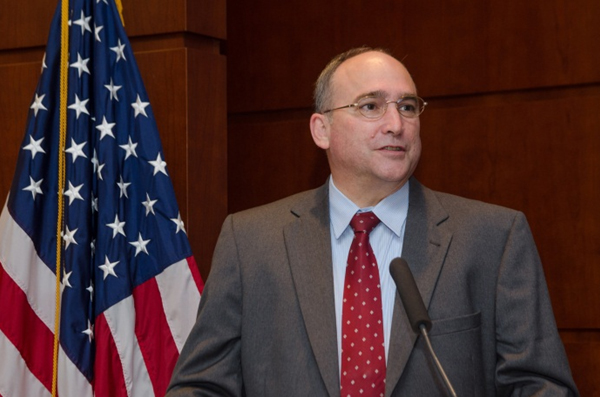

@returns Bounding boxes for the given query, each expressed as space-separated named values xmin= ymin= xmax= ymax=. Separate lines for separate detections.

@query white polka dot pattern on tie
xmin=340 ymin=212 xmax=386 ymax=396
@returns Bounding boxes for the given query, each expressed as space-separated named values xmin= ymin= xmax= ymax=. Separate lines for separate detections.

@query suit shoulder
xmin=227 ymin=187 xmax=325 ymax=230
xmin=436 ymin=190 xmax=519 ymax=214
xmin=429 ymin=188 xmax=526 ymax=228
xmin=417 ymin=188 xmax=535 ymax=249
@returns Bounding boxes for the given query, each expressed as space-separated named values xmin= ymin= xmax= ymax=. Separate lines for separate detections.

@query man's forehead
xmin=338 ymin=51 xmax=404 ymax=75
xmin=331 ymin=53 xmax=416 ymax=101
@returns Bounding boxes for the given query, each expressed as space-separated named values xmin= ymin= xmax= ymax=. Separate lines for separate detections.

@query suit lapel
xmin=284 ymin=185 xmax=340 ymax=397
xmin=385 ymin=179 xmax=453 ymax=396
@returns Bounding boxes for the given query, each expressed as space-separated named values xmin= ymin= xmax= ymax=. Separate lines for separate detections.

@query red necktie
xmin=341 ymin=211 xmax=386 ymax=397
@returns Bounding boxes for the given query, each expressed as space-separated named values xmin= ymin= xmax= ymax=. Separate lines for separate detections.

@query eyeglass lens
xmin=357 ymin=96 xmax=424 ymax=119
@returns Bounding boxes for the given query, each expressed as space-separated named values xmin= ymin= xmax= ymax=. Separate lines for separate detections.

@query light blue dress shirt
xmin=328 ymin=177 xmax=409 ymax=373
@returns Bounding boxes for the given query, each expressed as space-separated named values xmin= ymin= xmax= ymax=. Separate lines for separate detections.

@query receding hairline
xmin=313 ymin=47 xmax=409 ymax=113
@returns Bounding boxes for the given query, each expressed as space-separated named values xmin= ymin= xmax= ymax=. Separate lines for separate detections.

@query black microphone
xmin=389 ymin=257 xmax=432 ymax=333
xmin=389 ymin=258 xmax=457 ymax=397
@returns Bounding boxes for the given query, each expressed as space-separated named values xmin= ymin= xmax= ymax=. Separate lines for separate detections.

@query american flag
xmin=0 ymin=0 xmax=203 ymax=395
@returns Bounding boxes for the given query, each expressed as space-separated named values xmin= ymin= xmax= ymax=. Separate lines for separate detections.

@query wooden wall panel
xmin=121 ymin=0 xmax=226 ymax=39
xmin=228 ymin=112 xmax=328 ymax=213
xmin=0 ymin=1 xmax=54 ymax=50
xmin=0 ymin=61 xmax=41 ymax=201
xmin=403 ymin=1 xmax=600 ymax=96
xmin=561 ymin=331 xmax=600 ymax=396
xmin=227 ymin=0 xmax=600 ymax=113
xmin=187 ymin=47 xmax=228 ymax=279
xmin=0 ymin=0 xmax=226 ymax=51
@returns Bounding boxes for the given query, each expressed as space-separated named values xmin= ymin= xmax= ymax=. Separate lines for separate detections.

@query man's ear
xmin=310 ymin=113 xmax=331 ymax=150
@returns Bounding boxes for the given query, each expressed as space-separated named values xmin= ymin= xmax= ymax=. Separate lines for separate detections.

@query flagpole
xmin=52 ymin=0 xmax=70 ymax=394
xmin=115 ymin=0 xmax=125 ymax=26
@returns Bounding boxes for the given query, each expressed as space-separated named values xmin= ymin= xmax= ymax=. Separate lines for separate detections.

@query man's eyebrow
xmin=353 ymin=90 xmax=419 ymax=102
xmin=354 ymin=90 xmax=387 ymax=102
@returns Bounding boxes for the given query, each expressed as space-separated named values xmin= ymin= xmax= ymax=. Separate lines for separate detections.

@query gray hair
xmin=313 ymin=47 xmax=393 ymax=113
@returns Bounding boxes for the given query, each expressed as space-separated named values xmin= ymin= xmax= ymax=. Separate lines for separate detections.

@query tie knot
xmin=350 ymin=211 xmax=380 ymax=235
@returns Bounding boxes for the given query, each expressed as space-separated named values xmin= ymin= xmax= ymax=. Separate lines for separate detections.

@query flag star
xmin=73 ymin=10 xmax=92 ymax=35
xmin=41 ymin=53 xmax=47 ymax=73
xmin=110 ymin=38 xmax=127 ymax=62
xmin=91 ymin=150 xmax=106 ymax=180
xmin=119 ymin=136 xmax=138 ymax=159
xmin=91 ymin=196 xmax=99 ymax=213
xmin=129 ymin=233 xmax=151 ymax=256
xmin=82 ymin=320 xmax=94 ymax=343
xmin=94 ymin=23 xmax=103 ymax=42
xmin=96 ymin=116 xmax=116 ymax=140
xmin=106 ymin=214 xmax=126 ymax=238
xmin=23 ymin=176 xmax=43 ymax=200
xmin=65 ymin=138 xmax=88 ymax=163
xmin=64 ymin=181 xmax=85 ymax=205
xmin=23 ymin=135 xmax=46 ymax=159
xmin=104 ymin=78 xmax=122 ymax=101
xmin=90 ymin=238 xmax=96 ymax=256
xmin=117 ymin=175 xmax=131 ymax=198
xmin=70 ymin=52 xmax=90 ymax=77
xmin=62 ymin=270 xmax=73 ymax=289
xmin=97 ymin=0 xmax=109 ymax=5
xmin=86 ymin=281 xmax=94 ymax=301
xmin=91 ymin=149 xmax=99 ymax=171
xmin=62 ymin=226 xmax=78 ymax=249
xmin=96 ymin=163 xmax=105 ymax=180
xmin=148 ymin=153 xmax=168 ymax=176
xmin=99 ymin=255 xmax=119 ymax=279
xmin=142 ymin=193 xmax=157 ymax=216
xmin=68 ymin=94 xmax=90 ymax=119
xmin=171 ymin=212 xmax=186 ymax=234
xmin=131 ymin=95 xmax=149 ymax=118
xmin=30 ymin=93 xmax=48 ymax=116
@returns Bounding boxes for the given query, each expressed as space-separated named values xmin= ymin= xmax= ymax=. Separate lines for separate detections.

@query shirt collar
xmin=329 ymin=177 xmax=410 ymax=239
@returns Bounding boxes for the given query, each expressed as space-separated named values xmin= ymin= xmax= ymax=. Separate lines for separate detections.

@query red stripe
xmin=186 ymin=256 xmax=204 ymax=293
xmin=93 ymin=313 xmax=128 ymax=397
xmin=133 ymin=276 xmax=179 ymax=397
xmin=0 ymin=262 xmax=54 ymax=392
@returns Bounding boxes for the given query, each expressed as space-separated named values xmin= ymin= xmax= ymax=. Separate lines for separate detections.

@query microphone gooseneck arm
xmin=389 ymin=257 xmax=458 ymax=397
xmin=419 ymin=323 xmax=457 ymax=397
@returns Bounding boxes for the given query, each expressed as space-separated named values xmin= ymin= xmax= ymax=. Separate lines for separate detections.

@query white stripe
xmin=0 ymin=203 xmax=57 ymax=331
xmin=0 ymin=205 xmax=93 ymax=395
xmin=0 ymin=329 xmax=52 ymax=397
xmin=57 ymin=346 xmax=94 ymax=396
xmin=155 ymin=258 xmax=201 ymax=351
xmin=104 ymin=295 xmax=155 ymax=397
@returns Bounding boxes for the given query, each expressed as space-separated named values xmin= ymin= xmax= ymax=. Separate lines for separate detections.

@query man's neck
xmin=330 ymin=176 xmax=407 ymax=208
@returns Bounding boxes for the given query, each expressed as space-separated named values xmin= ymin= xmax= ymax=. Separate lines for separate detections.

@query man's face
xmin=312 ymin=52 xmax=422 ymax=197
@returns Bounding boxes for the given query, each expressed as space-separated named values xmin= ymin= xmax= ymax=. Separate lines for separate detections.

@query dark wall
xmin=227 ymin=1 xmax=600 ymax=394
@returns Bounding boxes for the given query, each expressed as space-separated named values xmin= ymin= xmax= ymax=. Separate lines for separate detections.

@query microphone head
xmin=389 ymin=258 xmax=432 ymax=333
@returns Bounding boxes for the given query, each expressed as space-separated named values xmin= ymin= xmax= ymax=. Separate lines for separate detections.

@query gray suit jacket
xmin=167 ymin=179 xmax=579 ymax=396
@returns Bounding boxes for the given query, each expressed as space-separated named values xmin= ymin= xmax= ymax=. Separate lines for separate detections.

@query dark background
xmin=1 ymin=0 xmax=598 ymax=394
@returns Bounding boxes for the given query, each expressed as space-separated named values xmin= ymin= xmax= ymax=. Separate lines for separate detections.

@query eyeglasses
xmin=322 ymin=95 xmax=427 ymax=119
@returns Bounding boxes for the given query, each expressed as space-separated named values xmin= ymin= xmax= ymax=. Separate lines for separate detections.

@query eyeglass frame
xmin=321 ymin=94 xmax=427 ymax=120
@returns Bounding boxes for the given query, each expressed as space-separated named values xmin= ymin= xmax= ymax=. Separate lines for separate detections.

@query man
xmin=167 ymin=47 xmax=579 ymax=396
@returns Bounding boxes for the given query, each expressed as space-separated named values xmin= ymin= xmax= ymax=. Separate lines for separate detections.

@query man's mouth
xmin=381 ymin=146 xmax=404 ymax=151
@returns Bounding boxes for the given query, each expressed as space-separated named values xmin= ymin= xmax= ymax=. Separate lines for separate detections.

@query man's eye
xmin=398 ymin=98 xmax=418 ymax=113
xmin=360 ymin=101 xmax=380 ymax=112
xmin=399 ymin=104 xmax=416 ymax=112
